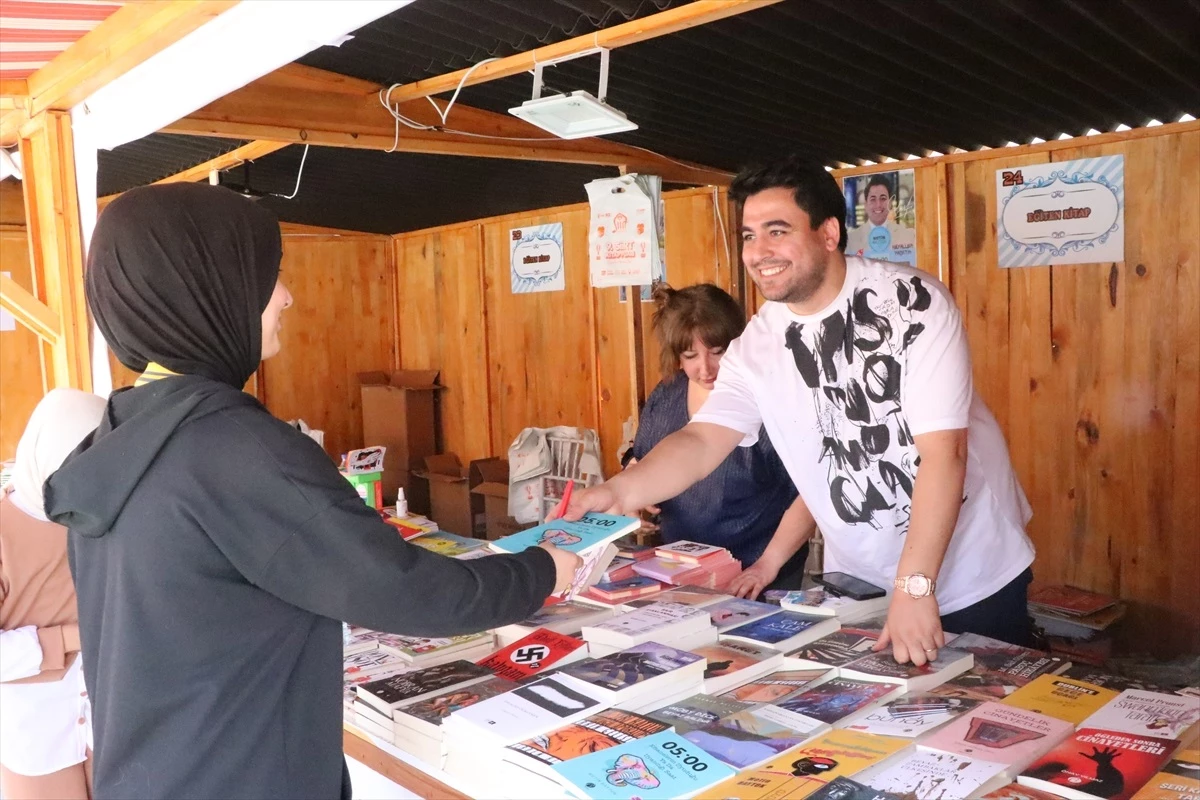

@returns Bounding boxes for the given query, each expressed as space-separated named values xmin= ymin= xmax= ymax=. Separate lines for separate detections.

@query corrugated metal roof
xmin=96 ymin=0 xmax=1200 ymax=232
xmin=97 ymin=134 xmax=249 ymax=196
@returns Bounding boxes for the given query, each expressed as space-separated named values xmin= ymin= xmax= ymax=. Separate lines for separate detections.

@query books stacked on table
xmin=495 ymin=601 xmax=616 ymax=647
xmin=409 ymin=532 xmax=489 ymax=558
xmin=1027 ymin=585 xmax=1126 ymax=644
xmin=374 ymin=631 xmax=496 ymax=668
xmin=719 ymin=609 xmax=843 ymax=653
xmin=780 ymin=586 xmax=891 ymax=625
xmin=353 ymin=660 xmax=496 ymax=748
xmin=580 ymin=602 xmax=717 ymax=656
xmin=630 ymin=540 xmax=743 ymax=591
xmin=380 ymin=508 xmax=439 ymax=540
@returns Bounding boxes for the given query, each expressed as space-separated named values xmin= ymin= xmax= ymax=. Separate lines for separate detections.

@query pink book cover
xmin=631 ymin=556 xmax=706 ymax=583
xmin=922 ymin=701 xmax=1075 ymax=770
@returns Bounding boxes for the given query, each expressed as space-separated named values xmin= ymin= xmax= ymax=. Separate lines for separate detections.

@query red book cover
xmin=1029 ymin=586 xmax=1117 ymax=616
xmin=1018 ymin=728 xmax=1179 ymax=800
xmin=475 ymin=628 xmax=584 ymax=682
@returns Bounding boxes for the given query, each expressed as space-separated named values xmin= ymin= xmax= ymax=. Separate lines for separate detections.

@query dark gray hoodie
xmin=46 ymin=375 xmax=553 ymax=799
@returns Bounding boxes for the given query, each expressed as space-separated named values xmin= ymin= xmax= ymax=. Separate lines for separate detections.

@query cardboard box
xmin=413 ymin=454 xmax=473 ymax=537
xmin=469 ymin=457 xmax=521 ymax=541
xmin=359 ymin=370 xmax=443 ymax=507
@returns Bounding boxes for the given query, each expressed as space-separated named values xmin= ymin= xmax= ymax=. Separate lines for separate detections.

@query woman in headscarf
xmin=1 ymin=389 xmax=105 ymax=800
xmin=44 ymin=184 xmax=579 ymax=800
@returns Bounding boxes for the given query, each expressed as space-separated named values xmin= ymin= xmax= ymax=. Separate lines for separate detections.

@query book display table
xmin=344 ymin=724 xmax=473 ymax=800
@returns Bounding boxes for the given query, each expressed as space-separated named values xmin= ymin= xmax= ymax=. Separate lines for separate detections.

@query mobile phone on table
xmin=812 ymin=571 xmax=886 ymax=601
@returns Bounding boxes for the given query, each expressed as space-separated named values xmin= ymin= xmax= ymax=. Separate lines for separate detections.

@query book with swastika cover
xmin=477 ymin=628 xmax=587 ymax=682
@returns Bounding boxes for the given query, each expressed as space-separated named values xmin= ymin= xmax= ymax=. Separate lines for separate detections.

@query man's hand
xmin=537 ymin=542 xmax=584 ymax=596
xmin=728 ymin=557 xmax=781 ymax=600
xmin=873 ymin=593 xmax=945 ymax=666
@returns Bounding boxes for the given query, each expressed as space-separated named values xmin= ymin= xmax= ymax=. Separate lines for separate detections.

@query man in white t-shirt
xmin=564 ymin=156 xmax=1035 ymax=665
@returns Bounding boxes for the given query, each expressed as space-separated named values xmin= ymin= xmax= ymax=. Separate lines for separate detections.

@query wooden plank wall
xmin=393 ymin=187 xmax=734 ymax=477
xmin=0 ymin=224 xmax=45 ymax=461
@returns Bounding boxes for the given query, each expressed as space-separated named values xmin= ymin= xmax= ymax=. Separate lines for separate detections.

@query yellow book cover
xmin=1001 ymin=674 xmax=1118 ymax=724
xmin=1130 ymin=765 xmax=1200 ymax=800
xmin=694 ymin=729 xmax=908 ymax=800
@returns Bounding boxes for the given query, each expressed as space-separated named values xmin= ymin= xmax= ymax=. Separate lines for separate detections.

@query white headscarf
xmin=8 ymin=389 xmax=106 ymax=522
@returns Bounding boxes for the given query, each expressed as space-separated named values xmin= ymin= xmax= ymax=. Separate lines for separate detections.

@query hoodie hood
xmin=45 ymin=375 xmax=259 ymax=538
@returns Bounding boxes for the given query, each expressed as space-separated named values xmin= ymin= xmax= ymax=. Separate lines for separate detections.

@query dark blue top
xmin=632 ymin=372 xmax=799 ymax=567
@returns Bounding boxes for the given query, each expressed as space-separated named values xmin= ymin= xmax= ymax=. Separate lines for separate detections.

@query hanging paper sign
xmin=585 ymin=175 xmax=657 ymax=288
xmin=510 ymin=222 xmax=565 ymax=293
xmin=996 ymin=155 xmax=1124 ymax=267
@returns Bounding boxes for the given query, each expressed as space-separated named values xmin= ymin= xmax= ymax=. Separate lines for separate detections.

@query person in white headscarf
xmin=1 ymin=389 xmax=105 ymax=800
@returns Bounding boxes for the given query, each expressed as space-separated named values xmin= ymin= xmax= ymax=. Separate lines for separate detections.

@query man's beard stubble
xmin=755 ymin=253 xmax=828 ymax=306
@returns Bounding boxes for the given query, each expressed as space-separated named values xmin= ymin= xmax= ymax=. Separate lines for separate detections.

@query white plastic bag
xmin=507 ymin=426 xmax=604 ymax=523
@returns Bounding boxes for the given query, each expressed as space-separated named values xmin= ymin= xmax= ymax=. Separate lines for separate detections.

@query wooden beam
xmin=1 ymin=108 xmax=31 ymax=148
xmin=165 ymin=65 xmax=732 ymax=186
xmin=19 ymin=111 xmax=91 ymax=391
xmin=385 ymin=0 xmax=782 ymax=104
xmin=26 ymin=1 xmax=240 ymax=115
xmin=97 ymin=140 xmax=288 ymax=210
xmin=0 ymin=273 xmax=61 ymax=345
xmin=1 ymin=80 xmax=29 ymax=100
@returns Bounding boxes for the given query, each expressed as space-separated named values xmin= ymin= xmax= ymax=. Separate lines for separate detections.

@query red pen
xmin=550 ymin=479 xmax=575 ymax=520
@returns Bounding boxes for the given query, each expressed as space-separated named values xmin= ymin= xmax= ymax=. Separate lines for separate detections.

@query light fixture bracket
xmin=509 ymin=47 xmax=637 ymax=140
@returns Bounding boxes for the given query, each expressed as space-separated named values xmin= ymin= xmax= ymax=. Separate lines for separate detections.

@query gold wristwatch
xmin=894 ymin=573 xmax=936 ymax=599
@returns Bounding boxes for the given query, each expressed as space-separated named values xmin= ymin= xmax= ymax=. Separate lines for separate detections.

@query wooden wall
xmin=393 ymin=187 xmax=734 ymax=478
xmin=0 ymin=178 xmax=44 ymax=460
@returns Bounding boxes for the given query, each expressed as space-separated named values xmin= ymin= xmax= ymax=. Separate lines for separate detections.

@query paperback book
xmin=476 ymin=628 xmax=587 ymax=682
xmin=356 ymin=659 xmax=494 ymax=714
xmin=1129 ymin=758 xmax=1200 ymax=800
xmin=497 ymin=601 xmax=615 ymax=644
xmin=721 ymin=610 xmax=842 ymax=652
xmin=393 ymin=676 xmax=520 ymax=736
xmin=694 ymin=729 xmax=908 ymax=800
xmin=580 ymin=575 xmax=664 ymax=605
xmin=580 ymin=602 xmax=712 ymax=648
xmin=654 ymin=540 xmax=730 ymax=564
xmin=648 ymin=693 xmax=754 ymax=735
xmin=920 ymin=701 xmax=1075 ymax=775
xmin=807 ymin=777 xmax=904 ymax=800
xmin=491 ymin=513 xmax=640 ymax=601
xmin=690 ymin=641 xmax=785 ymax=695
xmin=558 ymin=641 xmax=705 ymax=703
xmin=1029 ymin=585 xmax=1117 ymax=617
xmin=1003 ymin=674 xmax=1119 ymax=724
xmin=1080 ymin=689 xmax=1200 ymax=740
xmin=444 ymin=674 xmax=611 ymax=747
xmin=857 ymin=749 xmax=1009 ymax=800
xmin=376 ymin=631 xmax=494 ymax=664
xmin=844 ymin=692 xmax=981 ymax=738
xmin=552 ymin=729 xmax=736 ymax=800
xmin=943 ymin=634 xmax=1069 ymax=700
xmin=780 ymin=587 xmax=891 ymax=624
xmin=721 ymin=668 xmax=835 ymax=704
xmin=707 ymin=597 xmax=784 ymax=632
xmin=626 ymin=585 xmax=730 ymax=609
xmin=1017 ymin=728 xmax=1179 ymax=800
xmin=410 ymin=532 xmax=488 ymax=557
xmin=776 ymin=677 xmax=900 ymax=725
xmin=980 ymin=784 xmax=1066 ymax=800
xmin=839 ymin=646 xmax=974 ymax=692
xmin=504 ymin=708 xmax=671 ymax=776
xmin=683 ymin=708 xmax=816 ymax=769
xmin=788 ymin=627 xmax=881 ymax=669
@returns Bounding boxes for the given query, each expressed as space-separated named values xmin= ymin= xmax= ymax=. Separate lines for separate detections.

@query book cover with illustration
xmin=1003 ymin=674 xmax=1119 ymax=724
xmin=723 ymin=610 xmax=840 ymax=649
xmin=648 ymin=693 xmax=754 ymax=735
xmin=356 ymin=659 xmax=494 ymax=713
xmin=722 ymin=668 xmax=834 ymax=704
xmin=840 ymin=646 xmax=974 ymax=691
xmin=514 ymin=601 xmax=614 ymax=633
xmin=778 ymin=678 xmax=900 ymax=724
xmin=583 ymin=602 xmax=711 ymax=644
xmin=410 ymin=532 xmax=488 ymax=557
xmin=691 ymin=642 xmax=782 ymax=685
xmin=552 ymin=729 xmax=736 ymax=800
xmin=376 ymin=631 xmax=492 ymax=662
xmin=655 ymin=540 xmax=729 ymax=563
xmin=559 ymin=641 xmax=704 ymax=695
xmin=946 ymin=633 xmax=1070 ymax=699
xmin=1018 ymin=728 xmax=1180 ymax=800
xmin=921 ymin=701 xmax=1074 ymax=771
xmin=395 ymin=676 xmax=520 ymax=729
xmin=631 ymin=555 xmax=707 ymax=583
xmin=627 ymin=585 xmax=730 ymax=609
xmin=695 ymin=729 xmax=909 ymax=800
xmin=1029 ymin=586 xmax=1117 ymax=617
xmin=445 ymin=674 xmax=609 ymax=745
xmin=857 ymin=749 xmax=1008 ymax=800
xmin=1129 ymin=758 xmax=1200 ymax=800
xmin=683 ymin=708 xmax=814 ymax=769
xmin=1081 ymin=689 xmax=1200 ymax=740
xmin=708 ymin=597 xmax=787 ymax=631
xmin=789 ymin=627 xmax=881 ymax=668
xmin=476 ymin=628 xmax=585 ymax=682
xmin=845 ymin=692 xmax=981 ymax=738
xmin=582 ymin=574 xmax=665 ymax=605
xmin=505 ymin=708 xmax=671 ymax=767
xmin=807 ymin=777 xmax=904 ymax=800
xmin=491 ymin=513 xmax=639 ymax=601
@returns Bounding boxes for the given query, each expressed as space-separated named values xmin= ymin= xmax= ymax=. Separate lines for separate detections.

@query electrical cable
xmin=273 ymin=143 xmax=310 ymax=199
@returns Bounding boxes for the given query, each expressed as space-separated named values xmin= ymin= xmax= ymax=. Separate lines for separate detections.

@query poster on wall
xmin=510 ymin=222 xmax=565 ymax=293
xmin=586 ymin=174 xmax=662 ymax=289
xmin=842 ymin=169 xmax=917 ymax=268
xmin=995 ymin=155 xmax=1124 ymax=267
xmin=0 ymin=272 xmax=14 ymax=331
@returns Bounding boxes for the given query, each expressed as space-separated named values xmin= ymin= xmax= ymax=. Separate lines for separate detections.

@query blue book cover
xmin=682 ymin=709 xmax=811 ymax=769
xmin=591 ymin=575 xmax=661 ymax=594
xmin=491 ymin=513 xmax=640 ymax=555
xmin=552 ymin=729 xmax=735 ymax=799
xmin=724 ymin=611 xmax=827 ymax=644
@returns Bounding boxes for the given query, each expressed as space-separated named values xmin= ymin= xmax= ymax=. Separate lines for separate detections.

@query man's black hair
xmin=866 ymin=172 xmax=895 ymax=198
xmin=729 ymin=155 xmax=847 ymax=252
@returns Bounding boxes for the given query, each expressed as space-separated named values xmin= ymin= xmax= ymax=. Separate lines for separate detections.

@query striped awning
xmin=0 ymin=0 xmax=123 ymax=80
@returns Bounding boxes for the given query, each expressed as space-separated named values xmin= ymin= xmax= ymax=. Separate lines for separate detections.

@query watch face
xmin=908 ymin=575 xmax=932 ymax=596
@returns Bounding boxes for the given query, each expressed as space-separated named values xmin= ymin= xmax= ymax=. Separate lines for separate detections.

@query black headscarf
xmin=86 ymin=184 xmax=282 ymax=388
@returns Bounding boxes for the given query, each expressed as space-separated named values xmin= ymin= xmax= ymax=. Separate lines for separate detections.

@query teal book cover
xmin=552 ymin=729 xmax=735 ymax=799
xmin=491 ymin=513 xmax=639 ymax=555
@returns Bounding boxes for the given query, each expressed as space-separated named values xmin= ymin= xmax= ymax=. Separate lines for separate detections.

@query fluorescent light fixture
xmin=510 ymin=91 xmax=637 ymax=139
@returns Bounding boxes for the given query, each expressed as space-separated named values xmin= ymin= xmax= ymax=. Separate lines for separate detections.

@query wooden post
xmin=19 ymin=110 xmax=91 ymax=391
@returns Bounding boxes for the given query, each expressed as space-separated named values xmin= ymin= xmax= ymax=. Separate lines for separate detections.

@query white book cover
xmin=843 ymin=693 xmax=981 ymax=738
xmin=444 ymin=674 xmax=610 ymax=746
xmin=749 ymin=700 xmax=832 ymax=737
xmin=581 ymin=602 xmax=711 ymax=645
xmin=856 ymin=749 xmax=1009 ymax=800
xmin=1079 ymin=688 xmax=1200 ymax=740
xmin=654 ymin=540 xmax=726 ymax=561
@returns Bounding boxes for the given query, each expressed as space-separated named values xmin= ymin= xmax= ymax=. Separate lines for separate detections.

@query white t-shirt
xmin=693 ymin=256 xmax=1034 ymax=614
